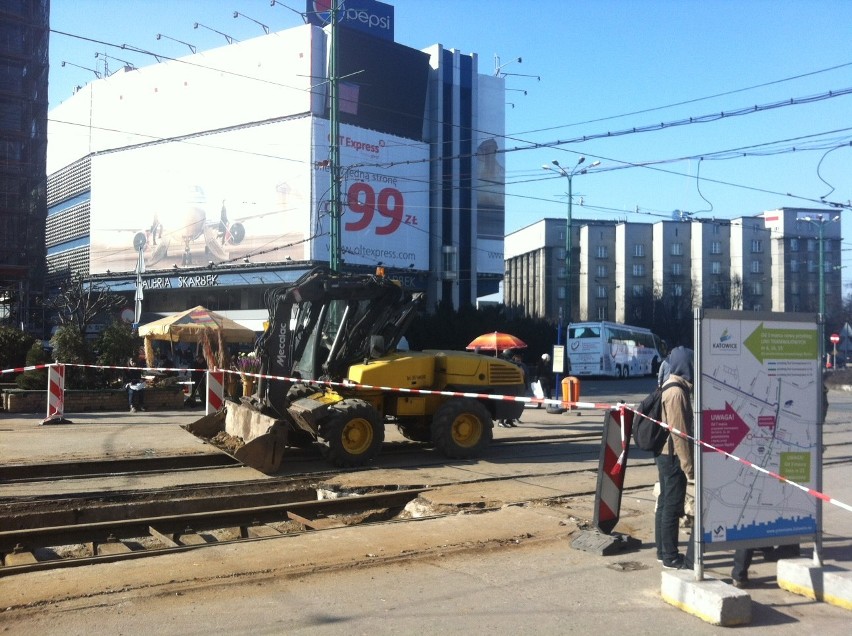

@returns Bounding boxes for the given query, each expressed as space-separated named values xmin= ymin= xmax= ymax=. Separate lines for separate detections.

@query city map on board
xmin=700 ymin=315 xmax=819 ymax=545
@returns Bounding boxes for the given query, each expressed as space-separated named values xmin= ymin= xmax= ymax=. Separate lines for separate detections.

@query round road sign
xmin=830 ymin=333 xmax=840 ymax=344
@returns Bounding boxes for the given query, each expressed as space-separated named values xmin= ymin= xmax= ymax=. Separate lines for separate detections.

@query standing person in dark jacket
xmin=655 ymin=346 xmax=694 ymax=570
xmin=187 ymin=352 xmax=207 ymax=406
xmin=535 ymin=353 xmax=553 ymax=407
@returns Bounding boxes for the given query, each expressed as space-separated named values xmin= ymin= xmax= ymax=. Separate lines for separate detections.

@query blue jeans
xmin=655 ymin=452 xmax=687 ymax=562
xmin=127 ymin=387 xmax=145 ymax=408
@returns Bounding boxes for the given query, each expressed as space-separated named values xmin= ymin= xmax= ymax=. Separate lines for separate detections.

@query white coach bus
xmin=567 ymin=321 xmax=665 ymax=378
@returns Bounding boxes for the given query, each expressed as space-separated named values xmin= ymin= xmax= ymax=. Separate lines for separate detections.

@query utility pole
xmin=328 ymin=1 xmax=342 ymax=272
xmin=542 ymin=157 xmax=600 ymax=390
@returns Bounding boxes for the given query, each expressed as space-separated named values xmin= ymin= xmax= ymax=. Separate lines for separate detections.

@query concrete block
xmin=661 ymin=570 xmax=752 ymax=626
xmin=777 ymin=558 xmax=852 ymax=610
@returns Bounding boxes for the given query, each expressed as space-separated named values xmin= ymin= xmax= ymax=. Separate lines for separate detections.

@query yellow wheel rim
xmin=451 ymin=413 xmax=482 ymax=448
xmin=342 ymin=417 xmax=374 ymax=455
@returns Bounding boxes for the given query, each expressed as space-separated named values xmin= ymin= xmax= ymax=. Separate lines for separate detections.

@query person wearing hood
xmin=655 ymin=345 xmax=695 ymax=570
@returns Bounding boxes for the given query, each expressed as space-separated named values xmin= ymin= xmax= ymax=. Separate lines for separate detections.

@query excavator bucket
xmin=183 ymin=402 xmax=290 ymax=474
xmin=234 ymin=433 xmax=287 ymax=475
xmin=183 ymin=409 xmax=226 ymax=437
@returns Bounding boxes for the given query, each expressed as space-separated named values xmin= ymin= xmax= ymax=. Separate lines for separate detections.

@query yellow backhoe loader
xmin=186 ymin=267 xmax=526 ymax=473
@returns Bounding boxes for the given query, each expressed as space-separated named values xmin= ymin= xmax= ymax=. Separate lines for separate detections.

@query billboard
xmin=476 ymin=74 xmax=507 ymax=275
xmin=311 ymin=118 xmax=430 ymax=269
xmin=89 ymin=118 xmax=314 ymax=274
xmin=329 ymin=27 xmax=430 ymax=140
xmin=305 ymin=0 xmax=394 ymax=41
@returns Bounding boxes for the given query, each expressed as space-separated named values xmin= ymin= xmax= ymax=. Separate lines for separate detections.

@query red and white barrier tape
xmin=1 ymin=364 xmax=49 ymax=375
xmin=620 ymin=404 xmax=852 ymax=514
xmin=21 ymin=363 xmax=851 ymax=514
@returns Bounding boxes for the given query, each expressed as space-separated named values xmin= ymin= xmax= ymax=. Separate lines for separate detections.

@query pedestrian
xmin=124 ymin=357 xmax=147 ymax=412
xmin=498 ymin=349 xmax=526 ymax=427
xmin=186 ymin=352 xmax=207 ymax=406
xmin=655 ymin=346 xmax=694 ymax=570
xmin=657 ymin=355 xmax=671 ymax=387
xmin=535 ymin=353 xmax=553 ymax=407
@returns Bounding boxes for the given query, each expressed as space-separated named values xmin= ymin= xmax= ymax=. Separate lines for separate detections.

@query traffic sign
xmin=830 ymin=333 xmax=840 ymax=344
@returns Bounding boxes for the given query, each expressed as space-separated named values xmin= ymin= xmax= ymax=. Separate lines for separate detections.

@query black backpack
xmin=631 ymin=385 xmax=674 ymax=454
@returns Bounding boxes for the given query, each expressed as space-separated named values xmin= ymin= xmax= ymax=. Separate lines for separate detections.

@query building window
xmin=751 ymin=281 xmax=763 ymax=295
xmin=751 ymin=239 xmax=763 ymax=253
xmin=824 ymin=259 xmax=833 ymax=273
xmin=790 ymin=260 xmax=799 ymax=273
xmin=556 ymin=247 xmax=566 ymax=260
xmin=713 ymin=223 xmax=720 ymax=235
xmin=557 ymin=266 xmax=566 ymax=279
xmin=671 ymin=262 xmax=682 ymax=276
xmin=711 ymin=282 xmax=723 ymax=296
xmin=442 ymin=245 xmax=458 ymax=278
xmin=790 ymin=281 xmax=799 ymax=294
xmin=597 ymin=285 xmax=607 ymax=299
xmin=557 ymin=286 xmax=566 ymax=300
xmin=711 ymin=241 xmax=722 ymax=255
xmin=632 ymin=263 xmax=645 ymax=276
xmin=596 ymin=245 xmax=608 ymax=258
xmin=753 ymin=304 xmax=762 ymax=311
xmin=711 ymin=261 xmax=721 ymax=274
xmin=808 ymin=260 xmax=817 ymax=273
xmin=632 ymin=284 xmax=644 ymax=297
xmin=790 ymin=238 xmax=799 ymax=251
xmin=807 ymin=239 xmax=816 ymax=252
xmin=634 ymin=244 xmax=645 ymax=257
xmin=751 ymin=260 xmax=761 ymax=274
xmin=596 ymin=264 xmax=608 ymax=278
xmin=673 ymin=283 xmax=683 ymax=297
xmin=671 ymin=243 xmax=683 ymax=256
xmin=597 ymin=306 xmax=608 ymax=320
xmin=807 ymin=281 xmax=816 ymax=294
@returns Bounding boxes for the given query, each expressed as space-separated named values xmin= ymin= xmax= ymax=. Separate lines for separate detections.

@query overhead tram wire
xmin=509 ymin=60 xmax=852 ymax=138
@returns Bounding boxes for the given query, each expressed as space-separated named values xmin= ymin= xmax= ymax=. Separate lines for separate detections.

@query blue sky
xmin=50 ymin=0 xmax=852 ymax=291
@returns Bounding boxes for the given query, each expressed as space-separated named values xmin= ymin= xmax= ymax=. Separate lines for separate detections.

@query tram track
xmin=0 ymin=431 xmax=635 ymax=577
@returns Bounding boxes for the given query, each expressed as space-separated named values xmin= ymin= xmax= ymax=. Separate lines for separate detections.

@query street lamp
xmin=799 ymin=213 xmax=840 ymax=368
xmin=542 ymin=157 xmax=600 ymax=393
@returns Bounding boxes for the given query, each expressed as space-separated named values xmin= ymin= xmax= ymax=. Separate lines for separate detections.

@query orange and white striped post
xmin=42 ymin=363 xmax=69 ymax=424
xmin=206 ymin=370 xmax=225 ymax=415
xmin=593 ymin=406 xmax=632 ymax=534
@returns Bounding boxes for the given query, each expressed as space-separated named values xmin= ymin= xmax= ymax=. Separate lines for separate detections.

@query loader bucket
xmin=183 ymin=402 xmax=290 ymax=474
xmin=234 ymin=433 xmax=287 ymax=475
xmin=183 ymin=409 xmax=227 ymax=438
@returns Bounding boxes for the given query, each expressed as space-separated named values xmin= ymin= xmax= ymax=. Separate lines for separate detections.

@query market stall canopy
xmin=138 ymin=306 xmax=257 ymax=343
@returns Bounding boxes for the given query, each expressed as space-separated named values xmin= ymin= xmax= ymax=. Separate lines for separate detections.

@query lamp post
xmin=800 ymin=213 xmax=840 ymax=367
xmin=542 ymin=157 xmax=600 ymax=392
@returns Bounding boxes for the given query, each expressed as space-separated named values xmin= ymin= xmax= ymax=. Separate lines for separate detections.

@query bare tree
xmin=46 ymin=274 xmax=125 ymax=333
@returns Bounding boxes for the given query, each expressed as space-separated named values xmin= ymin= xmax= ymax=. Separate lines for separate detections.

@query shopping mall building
xmin=46 ymin=1 xmax=506 ymax=330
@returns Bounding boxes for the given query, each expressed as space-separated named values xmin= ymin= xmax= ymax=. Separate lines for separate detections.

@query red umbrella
xmin=466 ymin=332 xmax=528 ymax=355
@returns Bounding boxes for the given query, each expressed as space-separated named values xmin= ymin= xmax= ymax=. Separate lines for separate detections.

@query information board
xmin=698 ymin=310 xmax=821 ymax=549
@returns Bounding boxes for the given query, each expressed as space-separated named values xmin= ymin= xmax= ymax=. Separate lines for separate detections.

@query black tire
xmin=286 ymin=383 xmax=317 ymax=402
xmin=319 ymin=399 xmax=384 ymax=467
xmin=432 ymin=398 xmax=492 ymax=459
